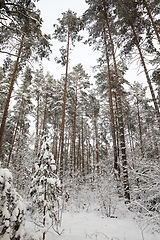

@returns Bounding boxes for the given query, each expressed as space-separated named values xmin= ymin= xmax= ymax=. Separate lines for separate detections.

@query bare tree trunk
xmin=15 ymin=115 xmax=23 ymax=161
xmin=127 ymin=118 xmax=133 ymax=153
xmin=70 ymin=76 xmax=78 ymax=174
xmin=74 ymin=135 xmax=76 ymax=172
xmin=57 ymin=29 xmax=70 ymax=174
xmin=66 ymin=133 xmax=70 ymax=171
xmin=43 ymin=181 xmax=47 ymax=240
xmin=94 ymin=109 xmax=99 ymax=173
xmin=0 ymin=32 xmax=25 ymax=156
xmin=81 ymin=116 xmax=85 ymax=176
xmin=86 ymin=126 xmax=90 ymax=175
xmin=103 ymin=1 xmax=130 ymax=203
xmin=136 ymin=97 xmax=143 ymax=154
xmin=77 ymin=133 xmax=81 ymax=171
xmin=131 ymin=23 xmax=160 ymax=127
xmin=8 ymin=97 xmax=24 ymax=167
xmin=59 ymin=134 xmax=64 ymax=182
xmin=35 ymin=92 xmax=40 ymax=155
xmin=103 ymin=26 xmax=119 ymax=176
xmin=53 ymin=112 xmax=58 ymax=168
xmin=42 ymin=93 xmax=48 ymax=133
xmin=104 ymin=128 xmax=108 ymax=159
xmin=39 ymin=93 xmax=48 ymax=150
xmin=114 ymin=92 xmax=120 ymax=165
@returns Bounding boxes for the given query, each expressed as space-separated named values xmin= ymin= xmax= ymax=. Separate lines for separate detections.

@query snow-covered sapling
xmin=30 ymin=136 xmax=62 ymax=240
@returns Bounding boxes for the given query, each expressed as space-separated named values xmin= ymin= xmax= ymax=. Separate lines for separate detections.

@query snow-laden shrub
xmin=30 ymin=136 xmax=62 ymax=239
xmin=0 ymin=164 xmax=25 ymax=240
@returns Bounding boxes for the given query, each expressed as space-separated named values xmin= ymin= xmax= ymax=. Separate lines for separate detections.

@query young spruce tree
xmin=30 ymin=136 xmax=61 ymax=240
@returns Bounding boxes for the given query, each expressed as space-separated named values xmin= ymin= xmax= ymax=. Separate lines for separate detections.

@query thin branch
xmin=0 ymin=50 xmax=19 ymax=57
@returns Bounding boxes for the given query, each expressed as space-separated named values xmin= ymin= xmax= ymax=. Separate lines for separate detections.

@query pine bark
xmin=43 ymin=181 xmax=47 ymax=240
xmin=35 ymin=91 xmax=40 ymax=155
xmin=0 ymin=32 xmax=25 ymax=156
xmin=70 ymin=76 xmax=78 ymax=174
xmin=104 ymin=128 xmax=108 ymax=159
xmin=7 ymin=97 xmax=24 ymax=167
xmin=57 ymin=29 xmax=70 ymax=173
xmin=42 ymin=93 xmax=48 ymax=133
xmin=94 ymin=109 xmax=99 ymax=173
xmin=103 ymin=1 xmax=130 ymax=203
xmin=53 ymin=112 xmax=58 ymax=167
xmin=136 ymin=97 xmax=143 ymax=154
xmin=77 ymin=133 xmax=81 ymax=171
xmin=103 ymin=26 xmax=118 ymax=175
xmin=15 ymin=114 xmax=23 ymax=161
xmin=81 ymin=116 xmax=85 ymax=175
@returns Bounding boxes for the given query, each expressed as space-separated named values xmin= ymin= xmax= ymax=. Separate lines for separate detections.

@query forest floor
xmin=25 ymin=202 xmax=160 ymax=240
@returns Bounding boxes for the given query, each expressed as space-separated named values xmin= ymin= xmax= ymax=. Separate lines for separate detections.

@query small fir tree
xmin=30 ymin=136 xmax=62 ymax=240
xmin=0 ymin=163 xmax=25 ymax=240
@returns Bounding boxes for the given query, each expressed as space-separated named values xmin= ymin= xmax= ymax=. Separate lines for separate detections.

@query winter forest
xmin=0 ymin=0 xmax=160 ymax=239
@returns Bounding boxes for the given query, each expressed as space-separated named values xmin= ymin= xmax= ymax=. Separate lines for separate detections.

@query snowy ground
xmin=26 ymin=210 xmax=160 ymax=240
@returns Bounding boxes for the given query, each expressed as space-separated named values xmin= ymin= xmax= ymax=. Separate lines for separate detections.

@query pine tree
xmin=53 ymin=10 xmax=82 ymax=180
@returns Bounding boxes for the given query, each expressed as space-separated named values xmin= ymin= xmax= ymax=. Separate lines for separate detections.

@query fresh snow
xmin=25 ymin=210 xmax=160 ymax=240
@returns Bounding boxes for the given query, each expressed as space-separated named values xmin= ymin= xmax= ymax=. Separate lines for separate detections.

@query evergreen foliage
xmin=0 ymin=164 xmax=25 ymax=240
xmin=30 ymin=136 xmax=62 ymax=239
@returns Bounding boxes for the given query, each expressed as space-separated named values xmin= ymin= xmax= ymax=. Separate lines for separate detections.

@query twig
xmin=52 ymin=226 xmax=64 ymax=235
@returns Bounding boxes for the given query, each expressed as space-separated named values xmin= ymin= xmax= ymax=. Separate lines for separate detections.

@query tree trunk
xmin=81 ymin=116 xmax=85 ymax=176
xmin=40 ymin=93 xmax=48 ymax=150
xmin=52 ymin=112 xmax=58 ymax=167
xmin=43 ymin=181 xmax=47 ymax=240
xmin=59 ymin=134 xmax=64 ymax=182
xmin=42 ymin=93 xmax=48 ymax=133
xmin=131 ymin=23 xmax=160 ymax=127
xmin=7 ymin=97 xmax=24 ymax=167
xmin=104 ymin=128 xmax=108 ymax=159
xmin=57 ymin=29 xmax=70 ymax=174
xmin=94 ymin=109 xmax=99 ymax=173
xmin=114 ymin=92 xmax=120 ymax=164
xmin=143 ymin=0 xmax=160 ymax=44
xmin=77 ymin=133 xmax=81 ymax=171
xmin=0 ymin=32 xmax=25 ymax=156
xmin=103 ymin=1 xmax=130 ymax=203
xmin=70 ymin=76 xmax=78 ymax=174
xmin=136 ymin=97 xmax=143 ymax=154
xmin=35 ymin=91 xmax=40 ymax=155
xmin=103 ymin=26 xmax=119 ymax=175
xmin=15 ymin=114 xmax=23 ymax=161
